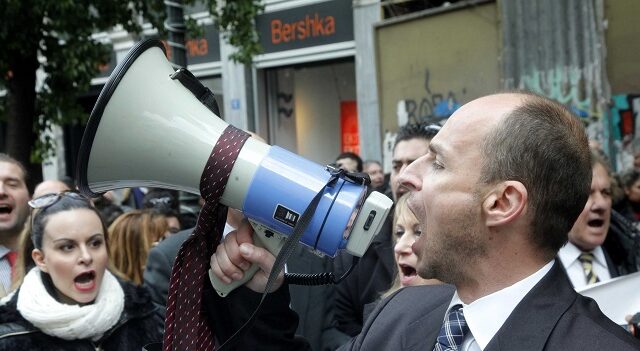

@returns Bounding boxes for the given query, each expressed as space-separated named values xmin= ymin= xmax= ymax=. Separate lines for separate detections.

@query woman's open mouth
xmin=74 ymin=270 xmax=97 ymax=292
xmin=398 ymin=263 xmax=418 ymax=286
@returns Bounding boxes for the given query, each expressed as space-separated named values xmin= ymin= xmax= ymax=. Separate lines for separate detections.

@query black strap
xmin=326 ymin=164 xmax=371 ymax=186
xmin=170 ymin=68 xmax=220 ymax=116
xmin=218 ymin=171 xmax=344 ymax=350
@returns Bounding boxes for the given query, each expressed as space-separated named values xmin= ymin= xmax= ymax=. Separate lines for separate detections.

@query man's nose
xmin=396 ymin=160 xmax=422 ymax=193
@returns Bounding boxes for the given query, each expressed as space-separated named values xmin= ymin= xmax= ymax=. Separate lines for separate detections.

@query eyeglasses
xmin=28 ymin=191 xmax=92 ymax=235
xmin=424 ymin=124 xmax=441 ymax=132
xmin=148 ymin=197 xmax=174 ymax=206
xmin=28 ymin=191 xmax=90 ymax=210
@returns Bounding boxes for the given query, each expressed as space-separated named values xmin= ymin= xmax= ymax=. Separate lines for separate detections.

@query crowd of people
xmin=0 ymin=91 xmax=639 ymax=350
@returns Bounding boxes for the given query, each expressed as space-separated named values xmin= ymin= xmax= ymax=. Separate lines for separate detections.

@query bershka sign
xmin=272 ymin=13 xmax=335 ymax=44
xmin=256 ymin=0 xmax=354 ymax=54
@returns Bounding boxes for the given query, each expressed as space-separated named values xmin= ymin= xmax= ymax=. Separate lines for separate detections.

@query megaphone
xmin=76 ymin=38 xmax=392 ymax=296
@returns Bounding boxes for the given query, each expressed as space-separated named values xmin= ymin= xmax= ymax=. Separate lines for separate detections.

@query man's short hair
xmin=0 ymin=153 xmax=28 ymax=183
xmin=143 ymin=189 xmax=180 ymax=217
xmin=335 ymin=152 xmax=363 ymax=172
xmin=393 ymin=122 xmax=441 ymax=151
xmin=479 ymin=92 xmax=591 ymax=256
xmin=363 ymin=160 xmax=382 ymax=168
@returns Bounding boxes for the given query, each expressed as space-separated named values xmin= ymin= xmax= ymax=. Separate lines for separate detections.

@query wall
xmin=375 ymin=1 xmax=500 ymax=134
xmin=294 ymin=60 xmax=356 ymax=164
xmin=604 ymin=0 xmax=640 ymax=170
xmin=605 ymin=0 xmax=640 ymax=95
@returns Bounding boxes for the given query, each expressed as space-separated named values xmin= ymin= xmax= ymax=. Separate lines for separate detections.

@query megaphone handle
xmin=209 ymin=226 xmax=286 ymax=297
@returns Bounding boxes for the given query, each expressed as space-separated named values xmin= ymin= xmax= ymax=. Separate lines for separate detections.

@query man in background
xmin=0 ymin=154 xmax=30 ymax=296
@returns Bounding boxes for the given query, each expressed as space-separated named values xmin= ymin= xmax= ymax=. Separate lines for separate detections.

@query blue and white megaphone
xmin=76 ymin=39 xmax=393 ymax=296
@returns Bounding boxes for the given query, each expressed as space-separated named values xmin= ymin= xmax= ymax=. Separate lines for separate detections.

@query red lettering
xmin=272 ymin=19 xmax=282 ymax=44
xmin=271 ymin=13 xmax=337 ymax=45
xmin=313 ymin=13 xmax=324 ymax=36
xmin=297 ymin=19 xmax=306 ymax=40
xmin=325 ymin=16 xmax=335 ymax=34
xmin=98 ymin=62 xmax=109 ymax=72
xmin=282 ymin=22 xmax=292 ymax=42
xmin=186 ymin=39 xmax=208 ymax=57
xmin=290 ymin=21 xmax=298 ymax=41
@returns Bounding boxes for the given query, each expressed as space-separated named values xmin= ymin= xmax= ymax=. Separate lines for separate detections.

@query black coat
xmin=342 ymin=263 xmax=640 ymax=350
xmin=332 ymin=216 xmax=395 ymax=337
xmin=144 ymin=229 xmax=192 ymax=306
xmin=0 ymin=279 xmax=164 ymax=351
xmin=144 ymin=227 xmax=345 ymax=350
xmin=217 ymin=262 xmax=640 ymax=350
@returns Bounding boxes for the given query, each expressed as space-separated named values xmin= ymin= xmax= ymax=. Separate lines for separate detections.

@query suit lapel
xmin=484 ymin=262 xmax=577 ymax=351
xmin=402 ymin=299 xmax=449 ymax=350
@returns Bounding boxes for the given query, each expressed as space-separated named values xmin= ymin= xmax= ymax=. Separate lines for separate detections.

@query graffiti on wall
xmin=611 ymin=94 xmax=640 ymax=141
xmin=277 ymin=92 xmax=294 ymax=118
xmin=521 ymin=66 xmax=604 ymax=120
xmin=397 ymin=69 xmax=464 ymax=125
xmin=610 ymin=94 xmax=640 ymax=172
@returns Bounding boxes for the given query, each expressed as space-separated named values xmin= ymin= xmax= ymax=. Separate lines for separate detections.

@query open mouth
xmin=74 ymin=270 xmax=97 ymax=292
xmin=587 ymin=219 xmax=604 ymax=228
xmin=399 ymin=264 xmax=417 ymax=278
xmin=0 ymin=204 xmax=12 ymax=216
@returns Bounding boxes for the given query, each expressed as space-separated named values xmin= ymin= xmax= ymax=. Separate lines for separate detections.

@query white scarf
xmin=16 ymin=267 xmax=125 ymax=341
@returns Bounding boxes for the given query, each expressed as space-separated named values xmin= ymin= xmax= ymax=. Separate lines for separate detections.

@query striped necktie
xmin=433 ymin=304 xmax=469 ymax=351
xmin=163 ymin=125 xmax=249 ymax=351
xmin=578 ymin=252 xmax=600 ymax=285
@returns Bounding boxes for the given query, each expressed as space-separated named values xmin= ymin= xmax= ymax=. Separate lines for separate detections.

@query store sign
xmin=96 ymin=51 xmax=117 ymax=78
xmin=341 ymin=101 xmax=359 ymax=154
xmin=160 ymin=24 xmax=221 ymax=64
xmin=256 ymin=0 xmax=354 ymax=54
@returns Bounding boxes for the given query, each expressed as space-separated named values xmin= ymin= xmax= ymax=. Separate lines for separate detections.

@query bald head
xmin=33 ymin=180 xmax=71 ymax=199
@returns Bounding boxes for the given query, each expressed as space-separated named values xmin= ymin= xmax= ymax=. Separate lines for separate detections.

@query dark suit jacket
xmin=287 ymin=245 xmax=351 ymax=350
xmin=143 ymin=228 xmax=344 ymax=350
xmin=143 ymin=229 xmax=191 ymax=306
xmin=341 ymin=262 xmax=640 ymax=350
xmin=333 ymin=217 xmax=395 ymax=337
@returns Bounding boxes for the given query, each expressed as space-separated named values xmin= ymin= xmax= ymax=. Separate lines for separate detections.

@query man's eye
xmin=432 ymin=161 xmax=444 ymax=170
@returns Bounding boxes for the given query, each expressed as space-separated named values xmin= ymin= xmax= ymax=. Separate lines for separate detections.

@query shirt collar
xmin=0 ymin=246 xmax=9 ymax=258
xmin=448 ymin=260 xmax=554 ymax=350
xmin=558 ymin=241 xmax=606 ymax=267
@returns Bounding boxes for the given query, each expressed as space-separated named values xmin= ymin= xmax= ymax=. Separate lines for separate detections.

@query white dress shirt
xmin=557 ymin=242 xmax=611 ymax=289
xmin=0 ymin=246 xmax=12 ymax=293
xmin=446 ymin=261 xmax=554 ymax=351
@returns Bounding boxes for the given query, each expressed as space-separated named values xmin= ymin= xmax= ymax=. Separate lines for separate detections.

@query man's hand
xmin=210 ymin=221 xmax=284 ymax=293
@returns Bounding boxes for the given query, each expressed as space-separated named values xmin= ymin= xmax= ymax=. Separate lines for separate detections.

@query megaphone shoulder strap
xmin=217 ymin=166 xmax=346 ymax=350
xmin=171 ymin=68 xmax=220 ymax=116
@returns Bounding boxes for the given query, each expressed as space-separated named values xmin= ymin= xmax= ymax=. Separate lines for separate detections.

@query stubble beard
xmin=416 ymin=208 xmax=487 ymax=287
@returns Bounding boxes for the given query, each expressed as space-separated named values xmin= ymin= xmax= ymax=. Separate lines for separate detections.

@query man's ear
xmin=482 ymin=181 xmax=527 ymax=227
xmin=32 ymin=249 xmax=48 ymax=273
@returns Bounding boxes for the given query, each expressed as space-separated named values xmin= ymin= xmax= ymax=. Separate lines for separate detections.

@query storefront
xmin=252 ymin=0 xmax=358 ymax=165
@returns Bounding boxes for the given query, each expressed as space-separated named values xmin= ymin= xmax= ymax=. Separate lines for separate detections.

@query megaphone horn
xmin=76 ymin=38 xmax=393 ymax=296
